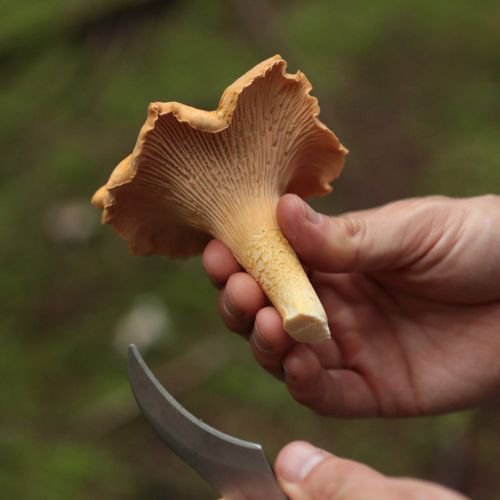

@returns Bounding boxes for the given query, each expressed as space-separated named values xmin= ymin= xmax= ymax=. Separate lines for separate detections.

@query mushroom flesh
xmin=92 ymin=55 xmax=347 ymax=342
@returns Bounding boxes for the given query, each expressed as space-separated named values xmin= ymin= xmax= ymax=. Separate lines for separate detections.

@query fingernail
xmin=252 ymin=325 xmax=271 ymax=352
xmin=279 ymin=442 xmax=329 ymax=483
xmin=302 ymin=201 xmax=320 ymax=224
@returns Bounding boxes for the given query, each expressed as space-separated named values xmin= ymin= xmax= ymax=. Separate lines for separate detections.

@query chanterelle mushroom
xmin=92 ymin=55 xmax=347 ymax=343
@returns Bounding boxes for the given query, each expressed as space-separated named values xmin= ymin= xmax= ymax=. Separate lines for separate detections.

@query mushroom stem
xmin=216 ymin=201 xmax=330 ymax=343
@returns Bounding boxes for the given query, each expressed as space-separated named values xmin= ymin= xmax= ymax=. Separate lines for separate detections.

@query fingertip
xmin=225 ymin=272 xmax=266 ymax=315
xmin=249 ymin=307 xmax=292 ymax=378
xmin=254 ymin=307 xmax=292 ymax=353
xmin=277 ymin=444 xmax=455 ymax=500
xmin=276 ymin=440 xmax=317 ymax=466
xmin=218 ymin=273 xmax=267 ymax=336
xmin=277 ymin=193 xmax=303 ymax=212
xmin=202 ymin=240 xmax=241 ymax=288
xmin=275 ymin=441 xmax=328 ymax=479
xmin=276 ymin=194 xmax=305 ymax=242
xmin=278 ymin=193 xmax=322 ymax=225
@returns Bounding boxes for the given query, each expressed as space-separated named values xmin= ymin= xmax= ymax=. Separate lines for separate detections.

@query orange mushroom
xmin=92 ymin=55 xmax=347 ymax=342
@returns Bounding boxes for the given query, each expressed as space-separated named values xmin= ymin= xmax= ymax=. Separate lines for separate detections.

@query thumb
xmin=275 ymin=441 xmax=466 ymax=500
xmin=277 ymin=194 xmax=442 ymax=273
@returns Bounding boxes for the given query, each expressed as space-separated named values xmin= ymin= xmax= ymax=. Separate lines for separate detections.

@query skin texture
xmin=205 ymin=193 xmax=500 ymax=499
xmin=275 ymin=441 xmax=467 ymax=500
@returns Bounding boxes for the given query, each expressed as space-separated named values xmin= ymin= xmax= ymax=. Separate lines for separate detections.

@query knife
xmin=128 ymin=344 xmax=287 ymax=500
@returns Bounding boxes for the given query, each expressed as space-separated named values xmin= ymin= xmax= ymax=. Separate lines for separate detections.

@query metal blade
xmin=128 ymin=344 xmax=287 ymax=500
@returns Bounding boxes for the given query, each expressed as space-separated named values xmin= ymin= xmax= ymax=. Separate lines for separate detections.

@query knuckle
xmin=477 ymin=193 xmax=500 ymax=208
xmin=384 ymin=196 xmax=451 ymax=220
xmin=482 ymin=193 xmax=500 ymax=202
xmin=417 ymin=195 xmax=455 ymax=215
xmin=337 ymin=215 xmax=365 ymax=239
xmin=331 ymin=215 xmax=366 ymax=269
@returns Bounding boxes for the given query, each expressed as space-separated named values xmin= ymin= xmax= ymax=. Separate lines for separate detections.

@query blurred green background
xmin=1 ymin=1 xmax=499 ymax=499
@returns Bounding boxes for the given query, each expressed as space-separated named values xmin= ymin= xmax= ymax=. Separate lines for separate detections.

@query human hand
xmin=203 ymin=194 xmax=500 ymax=417
xmin=274 ymin=440 xmax=467 ymax=499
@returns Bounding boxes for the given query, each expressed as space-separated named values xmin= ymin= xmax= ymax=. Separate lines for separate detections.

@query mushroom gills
xmin=91 ymin=55 xmax=347 ymax=344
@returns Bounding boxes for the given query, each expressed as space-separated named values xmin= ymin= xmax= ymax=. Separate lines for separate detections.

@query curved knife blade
xmin=128 ymin=344 xmax=287 ymax=500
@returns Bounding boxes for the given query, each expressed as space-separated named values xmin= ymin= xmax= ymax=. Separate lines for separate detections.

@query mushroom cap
xmin=92 ymin=55 xmax=348 ymax=257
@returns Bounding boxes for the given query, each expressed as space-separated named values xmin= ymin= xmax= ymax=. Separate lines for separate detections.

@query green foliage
xmin=0 ymin=432 xmax=129 ymax=500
